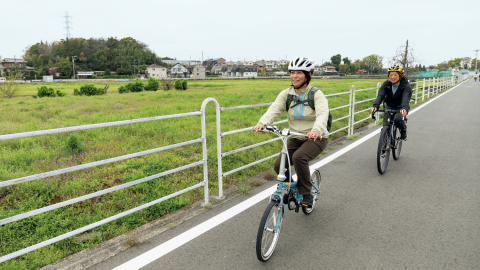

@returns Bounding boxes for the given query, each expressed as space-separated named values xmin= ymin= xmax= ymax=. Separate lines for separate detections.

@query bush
xmin=118 ymin=85 xmax=129 ymax=94
xmin=182 ymin=79 xmax=188 ymax=90
xmin=128 ymin=79 xmax=144 ymax=92
xmin=56 ymin=90 xmax=67 ymax=97
xmin=64 ymin=134 xmax=83 ymax=153
xmin=144 ymin=77 xmax=160 ymax=91
xmin=37 ymin=86 xmax=56 ymax=98
xmin=73 ymin=84 xmax=104 ymax=96
xmin=174 ymin=79 xmax=183 ymax=90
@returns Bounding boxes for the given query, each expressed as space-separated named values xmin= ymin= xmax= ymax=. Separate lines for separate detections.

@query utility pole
xmin=72 ymin=56 xmax=77 ymax=79
xmin=475 ymin=50 xmax=479 ymax=73
xmin=133 ymin=60 xmax=136 ymax=77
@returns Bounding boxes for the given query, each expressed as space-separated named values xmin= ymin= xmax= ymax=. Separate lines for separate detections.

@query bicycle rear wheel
xmin=377 ymin=127 xmax=390 ymax=174
xmin=302 ymin=169 xmax=321 ymax=215
xmin=392 ymin=126 xmax=402 ymax=160
xmin=256 ymin=200 xmax=284 ymax=262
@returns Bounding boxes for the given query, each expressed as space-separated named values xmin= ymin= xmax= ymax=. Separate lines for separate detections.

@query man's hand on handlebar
xmin=306 ymin=131 xmax=320 ymax=141
xmin=400 ymin=109 xmax=407 ymax=117
xmin=252 ymin=124 xmax=265 ymax=133
xmin=370 ymin=107 xmax=377 ymax=114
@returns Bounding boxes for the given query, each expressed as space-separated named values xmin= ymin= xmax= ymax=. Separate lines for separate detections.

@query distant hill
xmin=23 ymin=37 xmax=167 ymax=77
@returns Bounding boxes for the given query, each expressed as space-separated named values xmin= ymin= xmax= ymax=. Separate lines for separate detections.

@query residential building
xmin=222 ymin=65 xmax=257 ymax=77
xmin=212 ymin=65 xmax=224 ymax=74
xmin=202 ymin=58 xmax=226 ymax=67
xmin=1 ymin=57 xmax=28 ymax=71
xmin=146 ymin=64 xmax=168 ymax=79
xmin=170 ymin=64 xmax=188 ymax=77
xmin=190 ymin=65 xmax=206 ymax=78
xmin=265 ymin=60 xmax=278 ymax=70
xmin=163 ymin=60 xmax=201 ymax=66
xmin=323 ymin=66 xmax=337 ymax=73
xmin=242 ymin=61 xmax=255 ymax=66
xmin=254 ymin=63 xmax=266 ymax=74
xmin=0 ymin=63 xmax=6 ymax=76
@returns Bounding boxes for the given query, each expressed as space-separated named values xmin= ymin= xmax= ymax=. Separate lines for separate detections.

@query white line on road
xmin=112 ymin=81 xmax=466 ymax=270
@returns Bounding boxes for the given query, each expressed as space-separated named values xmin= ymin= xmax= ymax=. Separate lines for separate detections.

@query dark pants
xmin=383 ymin=112 xmax=406 ymax=131
xmin=273 ymin=137 xmax=328 ymax=195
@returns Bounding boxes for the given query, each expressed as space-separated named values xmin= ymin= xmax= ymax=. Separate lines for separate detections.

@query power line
xmin=63 ymin=12 xmax=73 ymax=39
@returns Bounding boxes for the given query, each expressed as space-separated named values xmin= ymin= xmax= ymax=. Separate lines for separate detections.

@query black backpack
xmin=285 ymin=87 xmax=333 ymax=132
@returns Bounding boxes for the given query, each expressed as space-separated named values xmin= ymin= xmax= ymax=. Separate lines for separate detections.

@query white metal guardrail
xmin=0 ymin=75 xmax=472 ymax=263
xmin=0 ymin=99 xmax=220 ymax=263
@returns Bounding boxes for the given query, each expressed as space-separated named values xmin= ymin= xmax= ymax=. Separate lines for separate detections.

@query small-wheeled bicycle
xmin=255 ymin=126 xmax=322 ymax=262
xmin=372 ymin=109 xmax=407 ymax=174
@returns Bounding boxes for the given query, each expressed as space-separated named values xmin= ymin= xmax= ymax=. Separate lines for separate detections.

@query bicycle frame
xmin=261 ymin=126 xmax=320 ymax=232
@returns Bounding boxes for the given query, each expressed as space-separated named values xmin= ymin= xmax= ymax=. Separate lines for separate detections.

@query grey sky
xmin=1 ymin=0 xmax=478 ymax=67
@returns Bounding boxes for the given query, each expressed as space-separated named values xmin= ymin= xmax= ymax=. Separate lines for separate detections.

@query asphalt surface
xmin=87 ymin=79 xmax=480 ymax=270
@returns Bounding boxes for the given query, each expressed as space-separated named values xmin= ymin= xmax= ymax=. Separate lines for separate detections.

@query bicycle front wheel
xmin=302 ymin=169 xmax=321 ymax=215
xmin=256 ymin=200 xmax=284 ymax=262
xmin=377 ymin=127 xmax=390 ymax=174
xmin=392 ymin=126 xmax=402 ymax=160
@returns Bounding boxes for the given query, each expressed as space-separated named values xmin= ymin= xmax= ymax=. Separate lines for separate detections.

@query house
xmin=0 ymin=63 xmax=6 ymax=76
xmin=324 ymin=66 xmax=337 ymax=73
xmin=212 ymin=65 xmax=224 ymax=74
xmin=202 ymin=58 xmax=226 ymax=67
xmin=146 ymin=65 xmax=167 ymax=79
xmin=169 ymin=64 xmax=188 ymax=78
xmin=1 ymin=57 xmax=28 ymax=71
xmin=163 ymin=60 xmax=201 ymax=66
xmin=254 ymin=63 xmax=266 ymax=74
xmin=190 ymin=65 xmax=206 ymax=78
xmin=265 ymin=60 xmax=278 ymax=70
xmin=357 ymin=69 xmax=368 ymax=74
xmin=222 ymin=65 xmax=257 ymax=77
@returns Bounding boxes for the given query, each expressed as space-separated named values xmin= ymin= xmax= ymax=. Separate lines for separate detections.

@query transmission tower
xmin=63 ymin=12 xmax=73 ymax=39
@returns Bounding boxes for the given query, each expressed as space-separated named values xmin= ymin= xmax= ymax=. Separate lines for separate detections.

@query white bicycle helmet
xmin=288 ymin=56 xmax=315 ymax=72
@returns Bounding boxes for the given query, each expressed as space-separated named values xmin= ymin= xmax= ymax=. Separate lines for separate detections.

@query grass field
xmin=0 ymin=77 xmax=446 ymax=269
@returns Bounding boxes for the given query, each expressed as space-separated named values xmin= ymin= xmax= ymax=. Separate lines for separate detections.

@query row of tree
xmin=22 ymin=37 xmax=168 ymax=77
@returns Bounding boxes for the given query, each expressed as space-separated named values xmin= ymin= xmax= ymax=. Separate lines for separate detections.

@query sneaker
xmin=301 ymin=194 xmax=314 ymax=207
xmin=400 ymin=130 xmax=407 ymax=140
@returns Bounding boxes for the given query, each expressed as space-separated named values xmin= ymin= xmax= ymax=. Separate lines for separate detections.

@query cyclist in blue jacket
xmin=370 ymin=65 xmax=412 ymax=140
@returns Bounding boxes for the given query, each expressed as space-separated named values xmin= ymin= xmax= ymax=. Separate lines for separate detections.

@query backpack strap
xmin=285 ymin=87 xmax=319 ymax=112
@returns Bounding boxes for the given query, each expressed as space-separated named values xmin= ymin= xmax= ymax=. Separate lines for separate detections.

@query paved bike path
xmin=88 ymin=79 xmax=480 ymax=270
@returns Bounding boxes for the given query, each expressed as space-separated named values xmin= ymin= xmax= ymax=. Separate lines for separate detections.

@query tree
xmin=390 ymin=39 xmax=417 ymax=77
xmin=363 ymin=54 xmax=383 ymax=74
xmin=448 ymin=58 xmax=462 ymax=69
xmin=278 ymin=61 xmax=290 ymax=72
xmin=59 ymin=57 xmax=72 ymax=78
xmin=437 ymin=61 xmax=448 ymax=71
xmin=342 ymin=57 xmax=351 ymax=65
xmin=339 ymin=64 xmax=349 ymax=75
xmin=0 ymin=72 xmax=24 ymax=98
xmin=470 ymin=58 xmax=480 ymax=71
xmin=330 ymin=54 xmax=341 ymax=70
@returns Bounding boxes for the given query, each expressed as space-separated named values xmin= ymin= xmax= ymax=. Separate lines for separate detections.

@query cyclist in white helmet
xmin=253 ymin=56 xmax=330 ymax=207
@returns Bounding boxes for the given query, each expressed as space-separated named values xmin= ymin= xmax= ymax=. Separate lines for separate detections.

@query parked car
xmin=0 ymin=77 xmax=6 ymax=82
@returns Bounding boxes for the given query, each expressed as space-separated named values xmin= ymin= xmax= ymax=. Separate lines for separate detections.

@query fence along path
xmin=0 ymin=75 xmax=469 ymax=263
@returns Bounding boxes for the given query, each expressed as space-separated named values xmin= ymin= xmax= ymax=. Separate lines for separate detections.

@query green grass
xmin=0 ymin=78 xmax=452 ymax=269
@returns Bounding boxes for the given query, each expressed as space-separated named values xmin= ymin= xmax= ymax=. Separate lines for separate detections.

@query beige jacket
xmin=257 ymin=85 xmax=329 ymax=140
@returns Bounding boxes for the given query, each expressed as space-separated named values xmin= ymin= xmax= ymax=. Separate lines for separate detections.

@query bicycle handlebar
xmin=257 ymin=125 xmax=309 ymax=137
xmin=371 ymin=108 xmax=403 ymax=120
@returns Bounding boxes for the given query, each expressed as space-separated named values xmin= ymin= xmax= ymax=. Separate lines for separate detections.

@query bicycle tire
xmin=302 ymin=169 xmax=321 ymax=215
xmin=256 ymin=200 xmax=284 ymax=262
xmin=377 ymin=127 xmax=390 ymax=174
xmin=392 ymin=126 xmax=402 ymax=160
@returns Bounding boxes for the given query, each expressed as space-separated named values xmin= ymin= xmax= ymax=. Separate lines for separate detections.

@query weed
xmin=204 ymin=203 xmax=214 ymax=209
xmin=347 ymin=135 xmax=358 ymax=140
xmin=249 ymin=179 xmax=263 ymax=187
xmin=124 ymin=236 xmax=141 ymax=249
xmin=64 ymin=134 xmax=84 ymax=153
xmin=235 ymin=183 xmax=251 ymax=194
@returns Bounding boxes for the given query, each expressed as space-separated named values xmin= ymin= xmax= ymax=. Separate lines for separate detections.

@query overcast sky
xmin=1 ymin=0 xmax=478 ymax=66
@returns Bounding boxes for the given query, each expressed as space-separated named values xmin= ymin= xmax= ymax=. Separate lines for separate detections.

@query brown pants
xmin=273 ymin=137 xmax=328 ymax=195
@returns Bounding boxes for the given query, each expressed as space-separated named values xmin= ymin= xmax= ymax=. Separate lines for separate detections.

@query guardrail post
xmin=375 ymin=82 xmax=380 ymax=125
xmin=415 ymin=80 xmax=418 ymax=104
xmin=200 ymin=97 xmax=222 ymax=204
xmin=422 ymin=78 xmax=425 ymax=101
xmin=349 ymin=85 xmax=355 ymax=136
